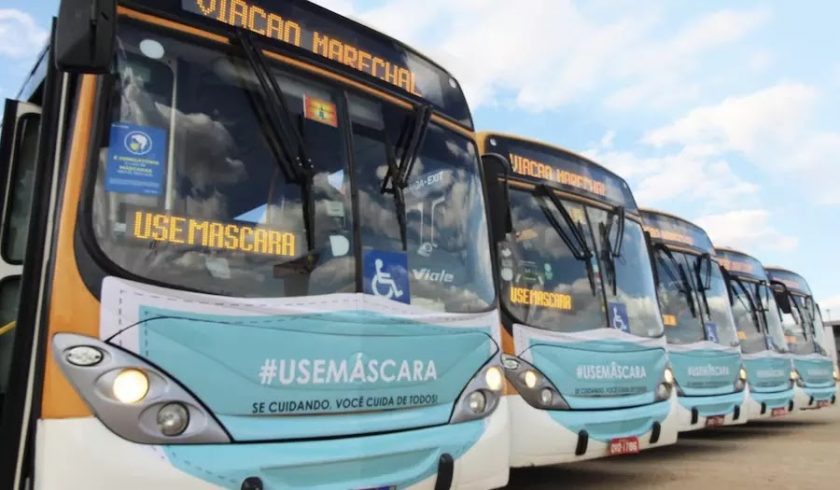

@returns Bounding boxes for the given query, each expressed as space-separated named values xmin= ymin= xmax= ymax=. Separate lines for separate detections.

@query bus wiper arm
xmin=380 ymin=104 xmax=433 ymax=250
xmin=657 ymin=244 xmax=697 ymax=318
xmin=236 ymin=30 xmax=316 ymax=252
xmin=535 ymin=185 xmax=597 ymax=295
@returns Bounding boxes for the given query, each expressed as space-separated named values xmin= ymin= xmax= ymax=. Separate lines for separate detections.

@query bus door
xmin=0 ymin=100 xmax=41 ymax=419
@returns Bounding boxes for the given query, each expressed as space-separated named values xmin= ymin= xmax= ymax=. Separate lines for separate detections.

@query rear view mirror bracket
xmin=55 ymin=0 xmax=117 ymax=73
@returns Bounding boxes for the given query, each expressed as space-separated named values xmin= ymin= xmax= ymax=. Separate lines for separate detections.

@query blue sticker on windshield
xmin=363 ymin=249 xmax=410 ymax=304
xmin=609 ymin=302 xmax=630 ymax=333
xmin=105 ymin=123 xmax=167 ymax=196
xmin=705 ymin=323 xmax=719 ymax=343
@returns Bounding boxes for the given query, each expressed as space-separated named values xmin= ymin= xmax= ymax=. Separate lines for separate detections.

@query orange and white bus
xmin=0 ymin=1 xmax=509 ymax=488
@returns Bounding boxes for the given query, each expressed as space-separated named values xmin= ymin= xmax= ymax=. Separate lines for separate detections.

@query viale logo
xmin=412 ymin=268 xmax=454 ymax=283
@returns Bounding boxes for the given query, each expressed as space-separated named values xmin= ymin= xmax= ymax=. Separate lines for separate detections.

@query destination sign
xmin=766 ymin=268 xmax=812 ymax=295
xmin=509 ymin=286 xmax=573 ymax=311
xmin=484 ymin=135 xmax=637 ymax=209
xmin=640 ymin=210 xmax=714 ymax=253
xmin=716 ymin=249 xmax=764 ymax=281
xmin=178 ymin=0 xmax=471 ymax=125
xmin=128 ymin=210 xmax=298 ymax=257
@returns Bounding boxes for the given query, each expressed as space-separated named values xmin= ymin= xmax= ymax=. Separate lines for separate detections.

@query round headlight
xmin=485 ymin=367 xmax=504 ymax=392
xmin=157 ymin=403 xmax=190 ymax=436
xmin=739 ymin=368 xmax=748 ymax=381
xmin=112 ymin=369 xmax=149 ymax=404
xmin=466 ymin=391 xmax=487 ymax=414
xmin=523 ymin=370 xmax=539 ymax=389
xmin=663 ymin=368 xmax=674 ymax=385
xmin=657 ymin=382 xmax=671 ymax=400
xmin=540 ymin=388 xmax=553 ymax=406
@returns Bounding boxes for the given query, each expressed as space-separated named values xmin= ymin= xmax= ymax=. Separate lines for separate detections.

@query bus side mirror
xmin=481 ymin=153 xmax=514 ymax=244
xmin=55 ymin=0 xmax=116 ymax=73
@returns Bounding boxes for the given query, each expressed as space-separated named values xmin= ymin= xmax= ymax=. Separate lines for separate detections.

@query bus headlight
xmin=466 ymin=391 xmax=487 ymax=414
xmin=790 ymin=369 xmax=805 ymax=387
xmin=663 ymin=367 xmax=675 ymax=385
xmin=485 ymin=366 xmax=504 ymax=392
xmin=833 ymin=369 xmax=839 ymax=382
xmin=53 ymin=333 xmax=229 ymax=445
xmin=451 ymin=363 xmax=504 ymax=423
xmin=540 ymin=388 xmax=554 ymax=406
xmin=523 ymin=370 xmax=539 ymax=389
xmin=157 ymin=403 xmax=190 ymax=436
xmin=112 ymin=369 xmax=149 ymax=404
xmin=739 ymin=368 xmax=748 ymax=381
xmin=656 ymin=367 xmax=675 ymax=401
xmin=501 ymin=355 xmax=569 ymax=410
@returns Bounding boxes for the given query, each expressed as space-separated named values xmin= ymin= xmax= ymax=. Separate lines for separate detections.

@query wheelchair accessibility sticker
xmin=609 ymin=302 xmax=630 ymax=333
xmin=363 ymin=249 xmax=411 ymax=304
xmin=704 ymin=323 xmax=719 ymax=343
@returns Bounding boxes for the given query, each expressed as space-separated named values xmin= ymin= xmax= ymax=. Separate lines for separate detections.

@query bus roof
xmin=639 ymin=208 xmax=714 ymax=254
xmin=477 ymin=131 xmax=638 ymax=210
xmin=765 ymin=266 xmax=814 ymax=296
xmin=715 ymin=247 xmax=766 ymax=282
xmin=126 ymin=0 xmax=473 ymax=127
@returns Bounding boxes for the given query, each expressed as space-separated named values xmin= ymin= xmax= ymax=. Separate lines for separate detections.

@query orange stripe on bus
xmin=41 ymin=75 xmax=100 ymax=419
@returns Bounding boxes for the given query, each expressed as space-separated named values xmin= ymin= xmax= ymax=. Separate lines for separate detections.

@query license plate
xmin=705 ymin=415 xmax=726 ymax=427
xmin=817 ymin=400 xmax=830 ymax=408
xmin=771 ymin=407 xmax=787 ymax=417
xmin=608 ymin=436 xmax=640 ymax=456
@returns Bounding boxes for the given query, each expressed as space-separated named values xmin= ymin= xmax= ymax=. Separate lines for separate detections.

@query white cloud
xmin=642 ymin=82 xmax=840 ymax=205
xmin=694 ymin=209 xmax=798 ymax=252
xmin=326 ymin=1 xmax=768 ymax=111
xmin=585 ymin=136 xmax=759 ymax=210
xmin=0 ymin=9 xmax=47 ymax=59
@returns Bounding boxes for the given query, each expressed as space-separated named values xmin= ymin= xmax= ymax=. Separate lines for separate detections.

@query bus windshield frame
xmin=79 ymin=14 xmax=496 ymax=313
xmin=485 ymin=136 xmax=662 ymax=338
xmin=653 ymin=246 xmax=740 ymax=347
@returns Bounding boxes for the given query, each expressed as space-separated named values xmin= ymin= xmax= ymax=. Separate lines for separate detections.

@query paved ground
xmin=506 ymin=406 xmax=840 ymax=489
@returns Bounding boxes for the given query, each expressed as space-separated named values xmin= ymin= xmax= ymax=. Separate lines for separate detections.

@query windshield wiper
xmin=694 ymin=253 xmax=713 ymax=316
xmin=236 ymin=31 xmax=316 ymax=255
xmin=535 ymin=185 xmax=597 ymax=295
xmin=599 ymin=206 xmax=625 ymax=295
xmin=732 ymin=276 xmax=762 ymax=333
xmin=656 ymin=244 xmax=697 ymax=318
xmin=381 ymin=104 xmax=433 ymax=250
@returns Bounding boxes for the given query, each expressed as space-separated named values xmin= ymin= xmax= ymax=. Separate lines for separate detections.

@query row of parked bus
xmin=0 ymin=1 xmax=836 ymax=489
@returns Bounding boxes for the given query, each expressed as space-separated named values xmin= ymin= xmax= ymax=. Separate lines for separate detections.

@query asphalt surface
xmin=506 ymin=406 xmax=840 ymax=489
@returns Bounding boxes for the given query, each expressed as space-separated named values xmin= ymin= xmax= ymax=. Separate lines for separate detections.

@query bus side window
xmin=0 ymin=100 xmax=41 ymax=415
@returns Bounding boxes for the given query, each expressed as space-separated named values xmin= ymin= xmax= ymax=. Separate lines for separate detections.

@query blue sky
xmin=2 ymin=0 xmax=839 ymax=317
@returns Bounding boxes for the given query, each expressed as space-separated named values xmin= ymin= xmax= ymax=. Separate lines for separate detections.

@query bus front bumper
xmin=508 ymin=394 xmax=678 ymax=467
xmin=674 ymin=390 xmax=747 ymax=432
xmin=35 ymin=399 xmax=510 ymax=490
xmin=794 ymin=384 xmax=838 ymax=410
xmin=744 ymin=386 xmax=796 ymax=420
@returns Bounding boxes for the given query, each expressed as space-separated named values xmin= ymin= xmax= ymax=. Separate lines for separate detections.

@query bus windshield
xmin=654 ymin=249 xmax=739 ymax=347
xmin=774 ymin=288 xmax=812 ymax=355
xmin=755 ymin=282 xmax=789 ymax=353
xmin=88 ymin=21 xmax=494 ymax=312
xmin=793 ymin=295 xmax=829 ymax=356
xmin=499 ymin=188 xmax=662 ymax=337
xmin=729 ymin=278 xmax=765 ymax=354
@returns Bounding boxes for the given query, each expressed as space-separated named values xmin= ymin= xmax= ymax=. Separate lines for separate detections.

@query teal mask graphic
xmin=744 ymin=357 xmax=791 ymax=393
xmin=526 ymin=338 xmax=667 ymax=410
xmin=794 ymin=357 xmax=835 ymax=387
xmin=669 ymin=349 xmax=740 ymax=396
xmin=124 ymin=306 xmax=497 ymax=441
